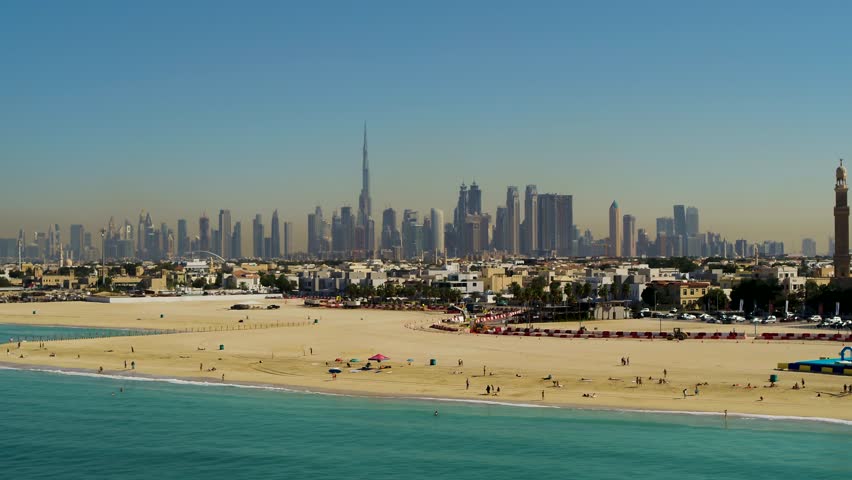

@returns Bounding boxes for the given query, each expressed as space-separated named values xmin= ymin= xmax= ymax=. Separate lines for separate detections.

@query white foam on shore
xmin=2 ymin=364 xmax=850 ymax=427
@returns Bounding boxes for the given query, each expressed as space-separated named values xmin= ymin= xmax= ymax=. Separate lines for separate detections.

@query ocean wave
xmin=1 ymin=364 xmax=850 ymax=427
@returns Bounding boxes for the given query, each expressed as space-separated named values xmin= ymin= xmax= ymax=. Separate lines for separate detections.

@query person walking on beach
xmin=486 ymin=385 xmax=491 ymax=395
xmin=483 ymin=366 xmax=486 ymax=376
xmin=694 ymin=385 xmax=700 ymax=396
xmin=626 ymin=357 xmax=630 ymax=366
xmin=124 ymin=360 xmax=127 ymax=369
xmin=222 ymin=373 xmax=225 ymax=382
xmin=541 ymin=390 xmax=545 ymax=401
xmin=131 ymin=361 xmax=135 ymax=370
xmin=683 ymin=389 xmax=687 ymax=399
xmin=466 ymin=378 xmax=470 ymax=390
xmin=663 ymin=369 xmax=667 ymax=378
xmin=200 ymin=363 xmax=203 ymax=371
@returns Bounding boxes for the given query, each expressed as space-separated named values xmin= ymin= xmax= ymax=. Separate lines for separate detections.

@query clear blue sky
xmin=2 ymin=1 xmax=849 ymax=252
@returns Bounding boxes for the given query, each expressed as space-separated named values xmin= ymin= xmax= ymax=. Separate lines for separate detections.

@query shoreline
xmin=3 ymin=361 xmax=850 ymax=428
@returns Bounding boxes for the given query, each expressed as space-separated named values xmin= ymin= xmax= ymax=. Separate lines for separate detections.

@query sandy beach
xmin=1 ymin=300 xmax=850 ymax=421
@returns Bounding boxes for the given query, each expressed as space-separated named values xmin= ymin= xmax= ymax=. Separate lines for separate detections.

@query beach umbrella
xmin=334 ymin=358 xmax=343 ymax=362
xmin=328 ymin=368 xmax=342 ymax=374
xmin=369 ymin=354 xmax=390 ymax=362
xmin=349 ymin=358 xmax=361 ymax=363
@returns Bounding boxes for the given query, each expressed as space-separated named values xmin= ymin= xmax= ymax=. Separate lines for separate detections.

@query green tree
xmin=549 ymin=281 xmax=562 ymax=303
xmin=641 ymin=284 xmax=674 ymax=309
xmin=345 ymin=283 xmax=361 ymax=298
xmin=730 ymin=279 xmax=784 ymax=313
xmin=620 ymin=282 xmax=631 ymax=300
xmin=597 ymin=284 xmax=610 ymax=300
xmin=699 ymin=288 xmax=729 ymax=311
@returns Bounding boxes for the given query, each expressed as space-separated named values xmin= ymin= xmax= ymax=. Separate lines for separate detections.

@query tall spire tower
xmin=358 ymin=122 xmax=374 ymax=256
xmin=834 ymin=159 xmax=850 ymax=278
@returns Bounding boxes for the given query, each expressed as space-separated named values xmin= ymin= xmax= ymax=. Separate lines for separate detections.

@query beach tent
xmin=368 ymin=354 xmax=390 ymax=362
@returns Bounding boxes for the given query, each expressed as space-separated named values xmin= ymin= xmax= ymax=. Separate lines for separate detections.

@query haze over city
xmin=3 ymin=1 xmax=849 ymax=251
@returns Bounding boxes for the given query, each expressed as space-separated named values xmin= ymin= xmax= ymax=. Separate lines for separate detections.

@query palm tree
xmin=598 ymin=284 xmax=610 ymax=300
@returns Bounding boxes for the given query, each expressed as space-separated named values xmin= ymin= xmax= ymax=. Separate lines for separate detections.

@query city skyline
xmin=3 ymin=2 xmax=849 ymax=248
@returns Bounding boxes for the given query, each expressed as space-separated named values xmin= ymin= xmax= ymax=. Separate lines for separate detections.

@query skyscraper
xmin=524 ymin=185 xmax=538 ymax=255
xmin=686 ymin=207 xmax=699 ymax=236
xmin=622 ymin=214 xmax=636 ymax=257
xmin=199 ymin=213 xmax=210 ymax=252
xmin=834 ymin=160 xmax=850 ymax=277
xmin=506 ymin=186 xmax=520 ymax=254
xmin=70 ymin=224 xmax=84 ymax=260
xmin=357 ymin=123 xmax=373 ymax=256
xmin=252 ymin=214 xmax=264 ymax=258
xmin=402 ymin=210 xmax=423 ymax=259
xmin=430 ymin=208 xmax=444 ymax=257
xmin=218 ymin=209 xmax=232 ymax=259
xmin=673 ymin=205 xmax=686 ymax=238
xmin=381 ymin=208 xmax=399 ymax=250
xmin=270 ymin=210 xmax=281 ymax=258
xmin=535 ymin=194 xmax=573 ymax=256
xmin=283 ymin=221 xmax=293 ymax=257
xmin=468 ymin=182 xmax=482 ymax=215
xmin=609 ymin=201 xmax=621 ymax=258
xmin=801 ymin=238 xmax=817 ymax=258
xmin=232 ymin=222 xmax=242 ymax=258
xmin=177 ymin=219 xmax=188 ymax=256
xmin=308 ymin=206 xmax=324 ymax=256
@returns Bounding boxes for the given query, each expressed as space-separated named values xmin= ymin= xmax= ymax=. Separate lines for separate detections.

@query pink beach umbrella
xmin=368 ymin=354 xmax=390 ymax=362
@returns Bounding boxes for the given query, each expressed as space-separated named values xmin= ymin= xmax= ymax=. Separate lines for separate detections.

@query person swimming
xmin=434 ymin=410 xmax=439 ymax=416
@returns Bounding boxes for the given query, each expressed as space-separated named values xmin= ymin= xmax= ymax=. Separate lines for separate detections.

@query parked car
xmin=808 ymin=315 xmax=822 ymax=323
xmin=763 ymin=315 xmax=777 ymax=324
xmin=669 ymin=309 xmax=678 ymax=314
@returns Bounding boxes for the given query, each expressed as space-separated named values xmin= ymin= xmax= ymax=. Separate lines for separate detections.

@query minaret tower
xmin=834 ymin=159 xmax=850 ymax=278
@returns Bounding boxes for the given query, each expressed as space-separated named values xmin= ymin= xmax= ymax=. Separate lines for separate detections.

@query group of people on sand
xmin=485 ymin=384 xmax=501 ymax=396
xmin=620 ymin=356 xmax=630 ymax=366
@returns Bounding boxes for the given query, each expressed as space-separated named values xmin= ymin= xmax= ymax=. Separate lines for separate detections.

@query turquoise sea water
xmin=0 ymin=323 xmax=147 ymax=343
xmin=0 ymin=368 xmax=848 ymax=480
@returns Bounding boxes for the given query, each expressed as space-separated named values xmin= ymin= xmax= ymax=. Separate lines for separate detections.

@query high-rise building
xmin=622 ymin=214 xmax=636 ymax=257
xmin=505 ymin=186 xmax=520 ymax=254
xmin=199 ymin=214 xmax=210 ymax=252
xmin=656 ymin=217 xmax=675 ymax=238
xmin=493 ymin=207 xmax=506 ymax=252
xmin=283 ymin=221 xmax=293 ymax=257
xmin=252 ymin=214 xmax=264 ymax=258
xmin=523 ymin=185 xmax=538 ymax=255
xmin=834 ymin=159 xmax=850 ymax=277
xmin=468 ymin=182 xmax=482 ymax=215
xmin=828 ymin=236 xmax=836 ymax=257
xmin=536 ymin=194 xmax=573 ymax=256
xmin=177 ymin=219 xmax=188 ymax=256
xmin=232 ymin=222 xmax=242 ymax=259
xmin=673 ymin=205 xmax=686 ymax=238
xmin=735 ymin=239 xmax=749 ymax=258
xmin=357 ymin=124 xmax=374 ymax=256
xmin=686 ymin=207 xmax=700 ymax=236
xmin=402 ymin=210 xmax=423 ymax=259
xmin=430 ymin=208 xmax=444 ymax=257
xmin=70 ymin=224 xmax=84 ymax=260
xmin=381 ymin=208 xmax=399 ymax=250
xmin=801 ymin=238 xmax=817 ymax=258
xmin=218 ymin=209 xmax=232 ymax=259
xmin=308 ymin=206 xmax=326 ymax=256
xmin=609 ymin=201 xmax=621 ymax=257
xmin=270 ymin=210 xmax=281 ymax=258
